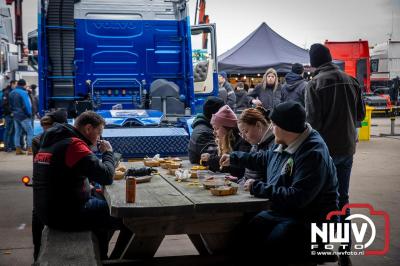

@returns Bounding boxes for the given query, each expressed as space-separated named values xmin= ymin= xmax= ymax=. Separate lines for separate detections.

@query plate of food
xmin=201 ymin=174 xmax=226 ymax=189
xmin=114 ymin=164 xmax=127 ymax=180
xmin=210 ymin=183 xmax=238 ymax=196
xmin=144 ymin=159 xmax=160 ymax=167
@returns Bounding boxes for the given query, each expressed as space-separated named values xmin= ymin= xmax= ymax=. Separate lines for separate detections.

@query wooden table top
xmin=104 ymin=160 xmax=270 ymax=218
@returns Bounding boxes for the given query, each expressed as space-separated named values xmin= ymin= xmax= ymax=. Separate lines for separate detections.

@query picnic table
xmin=103 ymin=160 xmax=270 ymax=261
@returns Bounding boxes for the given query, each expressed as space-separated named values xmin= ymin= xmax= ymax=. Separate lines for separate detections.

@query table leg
xmin=121 ymin=235 xmax=165 ymax=259
xmin=199 ymin=233 xmax=233 ymax=255
xmin=187 ymin=234 xmax=211 ymax=255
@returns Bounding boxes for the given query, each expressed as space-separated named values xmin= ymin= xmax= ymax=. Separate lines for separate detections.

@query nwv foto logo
xmin=310 ymin=203 xmax=390 ymax=256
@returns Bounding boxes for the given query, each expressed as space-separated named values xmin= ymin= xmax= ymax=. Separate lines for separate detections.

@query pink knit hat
xmin=211 ymin=105 xmax=238 ymax=128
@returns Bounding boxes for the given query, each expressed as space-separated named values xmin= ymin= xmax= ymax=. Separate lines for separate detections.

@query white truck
xmin=370 ymin=40 xmax=400 ymax=89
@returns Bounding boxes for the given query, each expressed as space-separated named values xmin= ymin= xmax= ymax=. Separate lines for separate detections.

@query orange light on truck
xmin=22 ymin=176 xmax=31 ymax=185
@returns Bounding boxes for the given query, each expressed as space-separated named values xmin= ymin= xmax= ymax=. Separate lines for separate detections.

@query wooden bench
xmin=34 ymin=226 xmax=101 ymax=266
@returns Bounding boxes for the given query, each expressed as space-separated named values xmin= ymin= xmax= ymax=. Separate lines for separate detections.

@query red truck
xmin=325 ymin=40 xmax=391 ymax=113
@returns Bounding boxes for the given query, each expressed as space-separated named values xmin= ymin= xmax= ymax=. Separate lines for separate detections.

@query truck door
xmin=357 ymin=58 xmax=367 ymax=93
xmin=191 ymin=24 xmax=218 ymax=114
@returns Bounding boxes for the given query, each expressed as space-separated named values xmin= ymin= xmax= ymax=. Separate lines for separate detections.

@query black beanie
xmin=270 ymin=101 xmax=306 ymax=133
xmin=291 ymin=63 xmax=304 ymax=75
xmin=309 ymin=43 xmax=332 ymax=68
xmin=203 ymin=96 xmax=225 ymax=120
xmin=48 ymin=109 xmax=68 ymax=124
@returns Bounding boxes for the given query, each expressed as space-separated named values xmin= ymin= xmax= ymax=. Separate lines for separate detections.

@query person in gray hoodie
xmin=281 ymin=63 xmax=308 ymax=106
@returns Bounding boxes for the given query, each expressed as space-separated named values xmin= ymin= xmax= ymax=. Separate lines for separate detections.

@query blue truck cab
xmin=38 ymin=0 xmax=218 ymax=157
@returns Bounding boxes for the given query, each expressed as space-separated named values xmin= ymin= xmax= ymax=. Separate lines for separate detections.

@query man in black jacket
xmin=188 ymin=96 xmax=224 ymax=163
xmin=220 ymin=102 xmax=338 ymax=264
xmin=33 ymin=111 xmax=130 ymax=259
xmin=305 ymin=44 xmax=365 ymax=266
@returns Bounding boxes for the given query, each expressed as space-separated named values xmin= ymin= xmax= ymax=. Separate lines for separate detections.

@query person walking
xmin=305 ymin=43 xmax=365 ymax=266
xmin=281 ymin=63 xmax=308 ymax=106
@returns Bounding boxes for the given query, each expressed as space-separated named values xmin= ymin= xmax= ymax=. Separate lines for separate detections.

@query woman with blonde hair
xmin=200 ymin=105 xmax=251 ymax=178
xmin=237 ymin=106 xmax=275 ymax=183
xmin=248 ymin=68 xmax=281 ymax=110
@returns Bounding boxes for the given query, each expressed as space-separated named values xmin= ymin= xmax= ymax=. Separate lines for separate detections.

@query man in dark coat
xmin=220 ymin=102 xmax=338 ymax=264
xmin=218 ymin=71 xmax=236 ymax=110
xmin=281 ymin=63 xmax=308 ymax=106
xmin=188 ymin=96 xmax=224 ymax=163
xmin=305 ymin=43 xmax=365 ymax=266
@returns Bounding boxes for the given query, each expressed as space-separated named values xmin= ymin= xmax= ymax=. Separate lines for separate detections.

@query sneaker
xmin=338 ymin=255 xmax=352 ymax=266
xmin=15 ymin=147 xmax=24 ymax=155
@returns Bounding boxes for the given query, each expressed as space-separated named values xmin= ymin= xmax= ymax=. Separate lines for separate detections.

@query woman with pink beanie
xmin=200 ymin=105 xmax=251 ymax=178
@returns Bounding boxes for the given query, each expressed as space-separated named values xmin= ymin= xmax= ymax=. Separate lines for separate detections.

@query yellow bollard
xmin=358 ymin=106 xmax=374 ymax=141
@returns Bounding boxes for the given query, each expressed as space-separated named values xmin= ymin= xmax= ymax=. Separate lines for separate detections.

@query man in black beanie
xmin=305 ymin=43 xmax=365 ymax=266
xmin=220 ymin=101 xmax=338 ymax=264
xmin=309 ymin=43 xmax=332 ymax=68
xmin=281 ymin=63 xmax=308 ymax=106
xmin=188 ymin=96 xmax=225 ymax=163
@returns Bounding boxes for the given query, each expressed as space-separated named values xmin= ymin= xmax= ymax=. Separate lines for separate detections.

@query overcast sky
xmin=20 ymin=0 xmax=400 ymax=54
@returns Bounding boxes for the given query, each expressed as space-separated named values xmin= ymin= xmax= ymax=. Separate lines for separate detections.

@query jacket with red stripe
xmin=33 ymin=123 xmax=115 ymax=229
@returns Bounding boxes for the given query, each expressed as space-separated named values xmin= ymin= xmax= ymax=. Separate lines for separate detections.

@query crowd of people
xmin=191 ymin=43 xmax=365 ymax=265
xmin=218 ymin=62 xmax=308 ymax=114
xmin=2 ymin=43 xmax=365 ymax=266
xmin=1 ymin=79 xmax=38 ymax=155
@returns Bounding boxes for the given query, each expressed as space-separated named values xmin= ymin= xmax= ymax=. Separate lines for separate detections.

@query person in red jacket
xmin=33 ymin=111 xmax=130 ymax=259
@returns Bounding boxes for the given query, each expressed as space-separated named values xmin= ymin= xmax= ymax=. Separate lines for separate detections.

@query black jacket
xmin=305 ymin=63 xmax=365 ymax=156
xmin=1 ymin=87 xmax=12 ymax=116
xmin=281 ymin=72 xmax=307 ymax=106
xmin=235 ymin=89 xmax=250 ymax=111
xmin=33 ymin=123 xmax=115 ymax=230
xmin=188 ymin=114 xmax=217 ymax=164
xmin=248 ymin=84 xmax=281 ymax=110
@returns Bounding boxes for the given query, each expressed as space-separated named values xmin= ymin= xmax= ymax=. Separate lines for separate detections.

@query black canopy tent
xmin=218 ymin=22 xmax=310 ymax=74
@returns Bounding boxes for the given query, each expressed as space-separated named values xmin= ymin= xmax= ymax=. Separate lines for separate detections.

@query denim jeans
xmin=333 ymin=155 xmax=354 ymax=252
xmin=332 ymin=155 xmax=353 ymax=216
xmin=14 ymin=118 xmax=33 ymax=148
xmin=3 ymin=115 xmax=15 ymax=150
